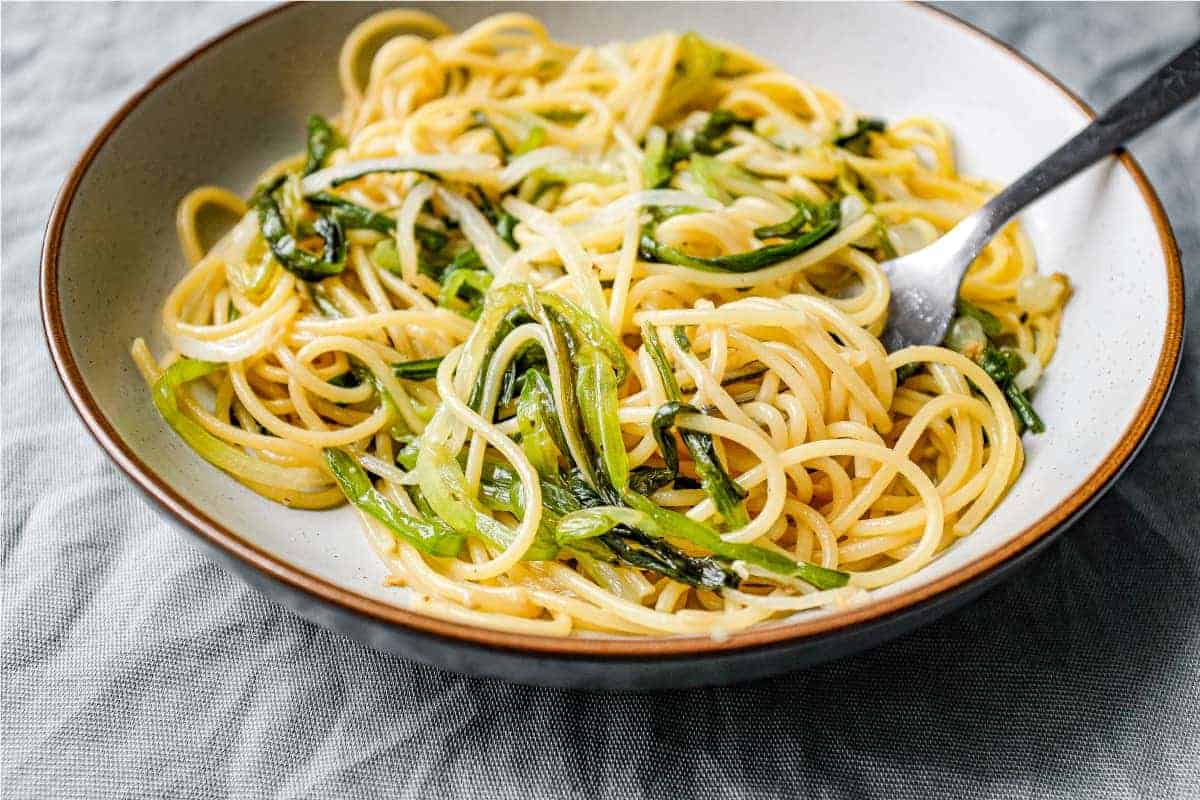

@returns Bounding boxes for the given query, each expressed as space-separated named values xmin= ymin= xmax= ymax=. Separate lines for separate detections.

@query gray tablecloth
xmin=3 ymin=3 xmax=1199 ymax=797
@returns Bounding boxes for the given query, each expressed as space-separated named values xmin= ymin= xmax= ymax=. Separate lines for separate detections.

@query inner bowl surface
xmin=42 ymin=2 xmax=1183 ymax=688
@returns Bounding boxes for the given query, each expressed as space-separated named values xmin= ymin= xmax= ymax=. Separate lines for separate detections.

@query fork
xmin=880 ymin=39 xmax=1200 ymax=353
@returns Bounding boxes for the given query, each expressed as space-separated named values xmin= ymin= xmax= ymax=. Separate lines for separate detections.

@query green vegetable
xmin=539 ymin=109 xmax=587 ymax=125
xmin=396 ymin=440 xmax=420 ymax=470
xmin=642 ymin=324 xmax=749 ymax=526
xmin=474 ymin=190 xmax=520 ymax=248
xmin=516 ymin=369 xmax=566 ymax=478
xmin=576 ymin=348 xmax=629 ymax=493
xmin=672 ymin=326 xmax=691 ymax=352
xmin=753 ymin=200 xmax=840 ymax=240
xmin=523 ymin=162 xmax=621 ymax=202
xmin=414 ymin=224 xmax=450 ymax=253
xmin=895 ymin=363 xmax=921 ymax=383
xmin=641 ymin=323 xmax=681 ymax=398
xmin=640 ymin=216 xmax=838 ymax=273
xmin=539 ymin=293 xmax=628 ymax=381
xmin=626 ymin=467 xmax=676 ymax=496
xmin=495 ymin=342 xmax=550 ymax=409
xmin=369 ymin=222 xmax=463 ymax=282
xmin=438 ymin=265 xmax=493 ymax=319
xmin=523 ymin=291 xmax=604 ymax=492
xmin=658 ymin=32 xmax=724 ymax=121
xmin=418 ymin=445 xmax=559 ymax=560
xmin=834 ymin=117 xmax=886 ymax=156
xmin=591 ymin=528 xmax=738 ymax=590
xmin=686 ymin=155 xmax=792 ymax=207
xmin=874 ymin=217 xmax=899 ymax=260
xmin=256 ymin=177 xmax=346 ymax=281
xmin=324 ymin=448 xmax=463 ymax=557
xmin=642 ymin=128 xmax=691 ymax=189
xmin=310 ymin=286 xmax=342 ymax=321
xmin=693 ymin=109 xmax=753 ymax=155
xmin=461 ymin=287 xmax=537 ymax=411
xmin=392 ymin=357 xmax=444 ymax=382
xmin=479 ymin=459 xmax=735 ymax=589
xmin=475 ymin=459 xmax=564 ymax=560
xmin=151 ymin=359 xmax=251 ymax=477
xmin=557 ymin=495 xmax=849 ymax=590
xmin=514 ymin=126 xmax=546 ymax=156
xmin=349 ymin=364 xmax=407 ymax=439
xmin=650 ymin=402 xmax=749 ymax=528
xmin=307 ymin=192 xmax=395 ymax=234
xmin=370 ymin=239 xmax=402 ymax=274
xmin=981 ymin=349 xmax=1043 ymax=434
xmin=976 ymin=346 xmax=1044 ymax=433
xmin=686 ymin=153 xmax=729 ymax=202
xmin=945 ymin=328 xmax=1045 ymax=435
xmin=470 ymin=110 xmax=511 ymax=159
xmin=556 ymin=467 xmax=739 ymax=590
xmin=303 ymin=114 xmax=343 ymax=176
xmin=1004 ymin=383 xmax=1044 ymax=434
xmin=955 ymin=298 xmax=1003 ymax=338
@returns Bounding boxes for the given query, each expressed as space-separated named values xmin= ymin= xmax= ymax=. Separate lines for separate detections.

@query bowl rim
xmin=40 ymin=2 xmax=1185 ymax=659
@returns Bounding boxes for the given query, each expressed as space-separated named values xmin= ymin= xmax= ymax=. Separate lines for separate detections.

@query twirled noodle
xmin=133 ymin=12 xmax=1070 ymax=638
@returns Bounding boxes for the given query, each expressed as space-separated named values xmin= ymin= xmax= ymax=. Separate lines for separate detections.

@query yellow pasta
xmin=133 ymin=12 xmax=1070 ymax=638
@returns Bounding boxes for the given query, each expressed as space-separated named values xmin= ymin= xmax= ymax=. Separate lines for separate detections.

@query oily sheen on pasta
xmin=132 ymin=11 xmax=1071 ymax=638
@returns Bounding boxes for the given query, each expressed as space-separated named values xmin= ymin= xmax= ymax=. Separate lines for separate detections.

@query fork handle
xmin=971 ymin=38 xmax=1200 ymax=244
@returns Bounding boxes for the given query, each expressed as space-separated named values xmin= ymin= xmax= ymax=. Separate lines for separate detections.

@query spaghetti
xmin=132 ymin=11 xmax=1071 ymax=637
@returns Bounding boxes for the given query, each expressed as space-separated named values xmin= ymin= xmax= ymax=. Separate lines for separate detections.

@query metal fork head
xmin=878 ymin=220 xmax=982 ymax=353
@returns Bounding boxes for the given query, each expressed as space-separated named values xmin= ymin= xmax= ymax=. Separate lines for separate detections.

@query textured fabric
xmin=3 ymin=3 xmax=1199 ymax=797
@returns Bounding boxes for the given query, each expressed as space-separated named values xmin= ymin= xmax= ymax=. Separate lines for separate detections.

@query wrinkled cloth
xmin=3 ymin=3 xmax=1199 ymax=798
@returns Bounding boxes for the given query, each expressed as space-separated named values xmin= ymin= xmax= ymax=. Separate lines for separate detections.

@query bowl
xmin=41 ymin=2 xmax=1184 ymax=689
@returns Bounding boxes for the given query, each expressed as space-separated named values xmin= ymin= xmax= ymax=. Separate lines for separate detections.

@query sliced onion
xmin=395 ymin=181 xmax=436 ymax=284
xmin=357 ymin=452 xmax=411 ymax=485
xmin=498 ymin=146 xmax=572 ymax=190
xmin=586 ymin=189 xmax=722 ymax=224
xmin=944 ymin=316 xmax=987 ymax=359
xmin=1013 ymin=348 xmax=1043 ymax=391
xmin=171 ymin=299 xmax=297 ymax=362
xmin=510 ymin=190 xmax=722 ymax=264
xmin=435 ymin=187 xmax=514 ymax=275
xmin=1016 ymin=273 xmax=1067 ymax=314
xmin=301 ymin=154 xmax=500 ymax=193
xmin=757 ymin=116 xmax=819 ymax=150
xmin=503 ymin=196 xmax=608 ymax=321
xmin=839 ymin=194 xmax=867 ymax=228
xmin=886 ymin=219 xmax=939 ymax=256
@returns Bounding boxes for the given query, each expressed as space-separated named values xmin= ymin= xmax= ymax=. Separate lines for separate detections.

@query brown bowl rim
xmin=41 ymin=2 xmax=1186 ymax=659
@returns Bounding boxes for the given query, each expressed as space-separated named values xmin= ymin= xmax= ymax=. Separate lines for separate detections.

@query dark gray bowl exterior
xmin=152 ymin=486 xmax=1074 ymax=689
xmin=42 ymin=2 xmax=1185 ymax=689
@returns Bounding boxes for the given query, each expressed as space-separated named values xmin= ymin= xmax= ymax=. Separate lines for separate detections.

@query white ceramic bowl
xmin=42 ymin=2 xmax=1184 ymax=688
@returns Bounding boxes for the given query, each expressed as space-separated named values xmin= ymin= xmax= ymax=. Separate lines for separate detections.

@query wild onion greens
xmin=642 ymin=324 xmax=749 ymax=527
xmin=692 ymin=109 xmax=753 ymax=155
xmin=302 ymin=114 xmax=343 ymax=176
xmin=307 ymin=192 xmax=396 ymax=234
xmin=658 ymin=33 xmax=725 ymax=120
xmin=753 ymin=199 xmax=840 ymax=240
xmin=834 ymin=117 xmax=886 ymax=156
xmin=392 ymin=357 xmax=444 ymax=382
xmin=256 ymin=177 xmax=348 ymax=281
xmin=438 ymin=265 xmax=493 ymax=319
xmin=470 ymin=110 xmax=511 ymax=160
xmin=419 ymin=283 xmax=847 ymax=591
xmin=324 ymin=448 xmax=464 ymax=557
xmin=944 ymin=299 xmax=1046 ymax=434
xmin=639 ymin=214 xmax=839 ymax=273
